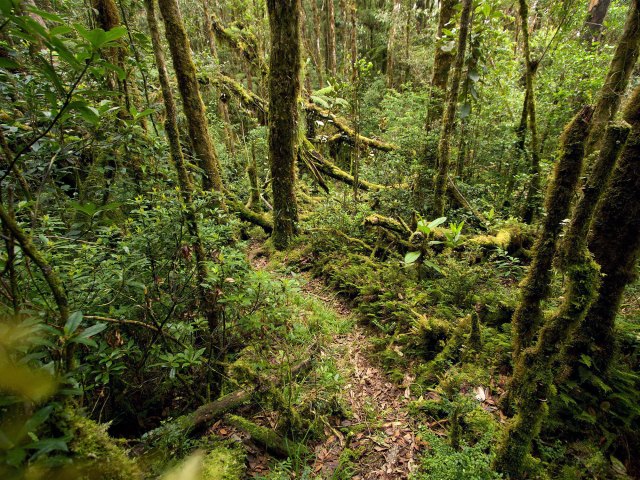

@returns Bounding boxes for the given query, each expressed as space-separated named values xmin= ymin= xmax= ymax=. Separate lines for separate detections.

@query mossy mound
xmin=201 ymin=446 xmax=245 ymax=480
xmin=64 ymin=409 xmax=142 ymax=480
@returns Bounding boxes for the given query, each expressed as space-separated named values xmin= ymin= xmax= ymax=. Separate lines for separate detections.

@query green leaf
xmin=468 ymin=69 xmax=480 ymax=82
xmin=459 ymin=102 xmax=471 ymax=118
xmin=103 ymin=25 xmax=127 ymax=44
xmin=610 ymin=456 xmax=627 ymax=476
xmin=25 ymin=6 xmax=63 ymax=23
xmin=77 ymin=323 xmax=107 ymax=339
xmin=404 ymin=251 xmax=421 ymax=264
xmin=0 ymin=58 xmax=20 ymax=69
xmin=427 ymin=217 xmax=447 ymax=229
xmin=310 ymin=95 xmax=330 ymax=109
xmin=64 ymin=311 xmax=83 ymax=336
xmin=579 ymin=354 xmax=592 ymax=368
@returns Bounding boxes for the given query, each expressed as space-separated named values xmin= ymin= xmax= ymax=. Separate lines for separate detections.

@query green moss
xmin=201 ymin=446 xmax=245 ymax=480
xmin=64 ymin=410 xmax=141 ymax=480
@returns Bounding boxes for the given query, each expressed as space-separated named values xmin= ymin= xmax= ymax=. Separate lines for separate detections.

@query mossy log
xmin=300 ymin=138 xmax=387 ymax=191
xmin=305 ymin=103 xmax=398 ymax=152
xmin=226 ymin=193 xmax=273 ymax=233
xmin=193 ymin=389 xmax=252 ymax=430
xmin=364 ymin=214 xmax=411 ymax=236
xmin=189 ymin=349 xmax=316 ymax=433
xmin=210 ymin=72 xmax=396 ymax=153
xmin=226 ymin=414 xmax=308 ymax=458
xmin=212 ymin=73 xmax=267 ymax=124
xmin=364 ymin=213 xmax=531 ymax=254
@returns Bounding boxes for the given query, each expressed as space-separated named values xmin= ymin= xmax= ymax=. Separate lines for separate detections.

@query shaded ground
xmin=237 ymin=245 xmax=424 ymax=478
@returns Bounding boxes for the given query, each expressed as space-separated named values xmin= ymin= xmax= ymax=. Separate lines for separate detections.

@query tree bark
xmin=158 ymin=0 xmax=224 ymax=193
xmin=310 ymin=0 xmax=325 ymax=86
xmin=267 ymin=0 xmax=301 ymax=249
xmin=386 ymin=0 xmax=402 ymax=88
xmin=326 ymin=0 xmax=337 ymax=76
xmin=494 ymin=107 xmax=597 ymax=476
xmin=144 ymin=0 xmax=219 ymax=334
xmin=430 ymin=0 xmax=457 ymax=121
xmin=567 ymin=86 xmax=640 ymax=378
xmin=582 ymin=0 xmax=613 ymax=42
xmin=519 ymin=0 xmax=542 ymax=224
xmin=584 ymin=0 xmax=640 ymax=157
xmin=432 ymin=0 xmax=472 ymax=217
xmin=511 ymin=106 xmax=593 ymax=358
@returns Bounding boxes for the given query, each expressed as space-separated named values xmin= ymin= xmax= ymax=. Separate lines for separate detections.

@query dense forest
xmin=0 ymin=0 xmax=639 ymax=478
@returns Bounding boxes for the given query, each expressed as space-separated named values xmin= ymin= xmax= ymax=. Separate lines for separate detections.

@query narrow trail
xmin=249 ymin=247 xmax=422 ymax=479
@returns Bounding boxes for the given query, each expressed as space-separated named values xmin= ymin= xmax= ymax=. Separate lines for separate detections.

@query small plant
xmin=404 ymin=216 xmax=447 ymax=268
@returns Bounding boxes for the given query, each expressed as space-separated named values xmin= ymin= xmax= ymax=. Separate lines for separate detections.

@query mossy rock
xmin=64 ymin=409 xmax=142 ymax=480
xmin=201 ymin=446 xmax=245 ymax=480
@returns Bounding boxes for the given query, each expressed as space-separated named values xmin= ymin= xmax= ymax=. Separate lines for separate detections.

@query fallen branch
xmin=226 ymin=414 xmax=308 ymax=457
xmin=305 ymin=102 xmax=398 ymax=152
xmin=226 ymin=192 xmax=273 ymax=233
xmin=301 ymin=138 xmax=387 ymax=192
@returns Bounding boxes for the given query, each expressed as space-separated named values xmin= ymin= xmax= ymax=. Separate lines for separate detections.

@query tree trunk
xmin=158 ymin=0 xmax=224 ymax=193
xmin=202 ymin=0 xmax=236 ymax=155
xmin=567 ymin=86 xmax=640 ymax=379
xmin=310 ymin=0 xmax=325 ymax=86
xmin=430 ymin=0 xmax=457 ymax=122
xmin=413 ymin=0 xmax=457 ymax=211
xmin=386 ymin=0 xmax=402 ymax=88
xmin=432 ymin=0 xmax=472 ymax=217
xmin=144 ymin=0 xmax=219 ymax=334
xmin=267 ymin=0 xmax=301 ymax=250
xmin=326 ymin=0 xmax=337 ymax=76
xmin=494 ymin=107 xmax=597 ymax=477
xmin=519 ymin=0 xmax=542 ymax=224
xmin=582 ymin=0 xmax=613 ymax=42
xmin=584 ymin=0 xmax=640 ymax=157
xmin=511 ymin=106 xmax=593 ymax=358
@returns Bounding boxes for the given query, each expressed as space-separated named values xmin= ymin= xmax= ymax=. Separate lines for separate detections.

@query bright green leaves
xmin=417 ymin=216 xmax=447 ymax=236
xmin=74 ymin=23 xmax=127 ymax=51
xmin=404 ymin=250 xmax=421 ymax=264
xmin=61 ymin=311 xmax=107 ymax=348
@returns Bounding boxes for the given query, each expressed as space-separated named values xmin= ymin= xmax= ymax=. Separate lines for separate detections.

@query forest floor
xmin=210 ymin=245 xmax=431 ymax=479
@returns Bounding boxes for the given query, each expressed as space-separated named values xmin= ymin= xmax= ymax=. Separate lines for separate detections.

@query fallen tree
xmin=305 ymin=102 xmax=398 ymax=152
xmin=364 ymin=213 xmax=533 ymax=256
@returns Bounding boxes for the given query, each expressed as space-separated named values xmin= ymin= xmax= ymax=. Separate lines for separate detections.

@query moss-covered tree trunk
xmin=202 ymin=0 xmax=235 ymax=155
xmin=511 ymin=106 xmax=593 ymax=356
xmin=432 ymin=0 xmax=472 ymax=217
xmin=582 ymin=0 xmax=612 ymax=42
xmin=567 ymin=86 xmax=640 ymax=379
xmin=326 ymin=0 xmax=337 ymax=77
xmin=494 ymin=107 xmax=598 ymax=477
xmin=519 ymin=0 xmax=542 ymax=224
xmin=430 ymin=0 xmax=457 ymax=123
xmin=584 ymin=0 xmax=640 ymax=157
xmin=413 ymin=0 xmax=457 ymax=210
xmin=158 ymin=0 xmax=224 ymax=193
xmin=310 ymin=0 xmax=325 ymax=86
xmin=144 ymin=0 xmax=219 ymax=335
xmin=267 ymin=0 xmax=301 ymax=250
xmin=386 ymin=0 xmax=402 ymax=88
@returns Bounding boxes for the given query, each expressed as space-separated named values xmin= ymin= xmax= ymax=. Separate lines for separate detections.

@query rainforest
xmin=0 ymin=0 xmax=639 ymax=478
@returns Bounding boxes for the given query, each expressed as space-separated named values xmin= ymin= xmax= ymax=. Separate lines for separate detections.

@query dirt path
xmin=247 ymin=247 xmax=422 ymax=479
xmin=301 ymin=278 xmax=421 ymax=479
